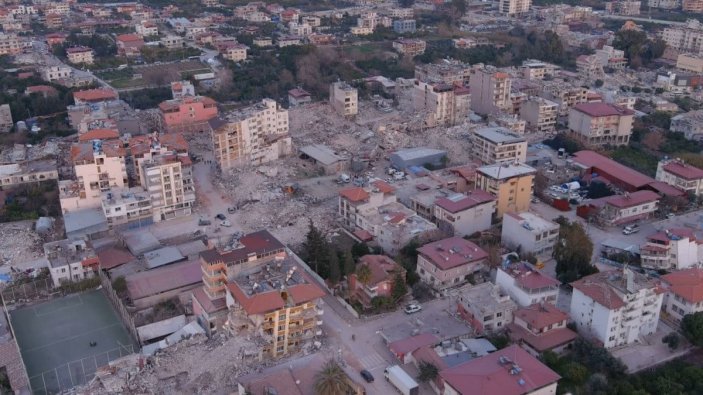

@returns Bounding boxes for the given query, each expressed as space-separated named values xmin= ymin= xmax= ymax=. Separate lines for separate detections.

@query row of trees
xmin=612 ymin=30 xmax=666 ymax=69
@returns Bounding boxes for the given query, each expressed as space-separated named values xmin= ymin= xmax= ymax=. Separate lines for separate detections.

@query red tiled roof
xmin=116 ymin=33 xmax=144 ymax=43
xmin=507 ymin=323 xmax=577 ymax=353
xmin=435 ymin=190 xmax=495 ymax=213
xmin=78 ymin=129 xmax=119 ymax=142
xmin=128 ymin=133 xmax=189 ymax=156
xmin=514 ymin=303 xmax=568 ymax=330
xmin=439 ymin=344 xmax=560 ymax=395
xmin=573 ymin=102 xmax=634 ymax=117
xmin=192 ymin=286 xmax=227 ymax=314
xmin=646 ymin=181 xmax=686 ymax=197
xmin=571 ymin=272 xmax=626 ymax=309
xmin=388 ymin=333 xmax=439 ymax=356
xmin=353 ymin=229 xmax=373 ymax=242
xmin=97 ymin=247 xmax=135 ymax=270
xmin=417 ymin=237 xmax=487 ymax=270
xmin=73 ymin=88 xmax=118 ymax=103
xmin=371 ymin=180 xmax=395 ymax=194
xmin=288 ymin=88 xmax=310 ymax=98
xmin=605 ymin=190 xmax=660 ymax=208
xmin=412 ymin=345 xmax=448 ymax=371
xmin=66 ymin=46 xmax=92 ymax=54
xmin=339 ymin=187 xmax=369 ymax=203
xmin=26 ymin=85 xmax=58 ymax=95
xmin=662 ymin=268 xmax=703 ymax=304
xmin=227 ymin=277 xmax=324 ymax=316
xmin=127 ymin=260 xmax=201 ymax=300
xmin=200 ymin=230 xmax=285 ymax=265
xmin=357 ymin=255 xmax=404 ymax=286
xmin=663 ymin=161 xmax=703 ymax=181
xmin=648 ymin=227 xmax=697 ymax=243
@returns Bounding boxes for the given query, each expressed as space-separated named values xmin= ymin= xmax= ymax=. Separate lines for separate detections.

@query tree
xmin=391 ymin=273 xmax=408 ymax=301
xmin=586 ymin=182 xmax=614 ymax=199
xmin=398 ymin=0 xmax=414 ymax=7
xmin=302 ymin=220 xmax=328 ymax=276
xmin=451 ymin=0 xmax=467 ymax=16
xmin=356 ymin=264 xmax=372 ymax=285
xmin=594 ymin=79 xmax=604 ymax=88
xmin=328 ymin=248 xmax=341 ymax=284
xmin=662 ymin=332 xmax=680 ymax=351
xmin=553 ymin=218 xmax=597 ymax=283
xmin=417 ymin=362 xmax=439 ymax=382
xmin=342 ymin=251 xmax=355 ymax=276
xmin=314 ymin=360 xmax=350 ymax=395
xmin=351 ymin=242 xmax=371 ymax=260
xmin=682 ymin=312 xmax=703 ymax=347
xmin=112 ymin=276 xmax=127 ymax=296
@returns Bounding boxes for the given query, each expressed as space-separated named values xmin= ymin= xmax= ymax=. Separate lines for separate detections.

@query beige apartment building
xmin=0 ymin=104 xmax=12 ymax=133
xmin=656 ymin=157 xmax=703 ymax=195
xmin=662 ymin=19 xmax=703 ymax=55
xmin=476 ymin=162 xmax=536 ymax=218
xmin=209 ymin=99 xmax=292 ymax=170
xmin=469 ymin=66 xmax=512 ymax=115
xmin=676 ymin=53 xmax=703 ymax=73
xmin=413 ymin=81 xmax=471 ymax=127
xmin=497 ymin=0 xmax=532 ymax=15
xmin=568 ymin=103 xmax=634 ymax=147
xmin=415 ymin=60 xmax=472 ymax=86
xmin=683 ymin=0 xmax=703 ymax=13
xmin=141 ymin=154 xmax=195 ymax=221
xmin=520 ymin=97 xmax=558 ymax=133
xmin=66 ymin=46 xmax=94 ymax=65
xmin=392 ymin=39 xmax=426 ymax=57
xmin=221 ymin=43 xmax=248 ymax=62
xmin=470 ymin=126 xmax=527 ymax=165
xmin=540 ymin=82 xmax=588 ymax=116
xmin=329 ymin=81 xmax=358 ymax=117
xmin=0 ymin=33 xmax=21 ymax=55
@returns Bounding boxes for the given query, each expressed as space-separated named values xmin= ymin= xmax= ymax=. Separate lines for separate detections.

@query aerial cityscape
xmin=2 ymin=0 xmax=703 ymax=393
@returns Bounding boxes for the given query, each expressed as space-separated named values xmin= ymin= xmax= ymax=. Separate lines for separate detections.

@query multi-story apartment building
xmin=66 ymin=46 xmax=94 ymax=65
xmin=388 ymin=7 xmax=414 ymax=18
xmin=656 ymin=157 xmax=703 ymax=195
xmin=495 ymin=261 xmax=560 ymax=307
xmin=476 ymin=163 xmax=536 ymax=218
xmin=649 ymin=0 xmax=680 ymax=8
xmin=683 ymin=0 xmax=703 ymax=13
xmin=520 ymin=97 xmax=558 ymax=133
xmin=392 ymin=39 xmax=426 ymax=57
xmin=115 ymin=34 xmax=145 ymax=57
xmin=661 ymin=268 xmax=703 ymax=324
xmin=493 ymin=114 xmax=527 ymax=134
xmin=676 ymin=53 xmax=703 ymax=73
xmin=595 ymin=45 xmax=628 ymax=69
xmin=519 ymin=59 xmax=560 ymax=80
xmin=393 ymin=19 xmax=416 ymax=34
xmin=413 ymin=81 xmax=470 ymax=127
xmin=0 ymin=32 xmax=21 ymax=55
xmin=671 ymin=110 xmax=703 ymax=141
xmin=45 ymin=239 xmax=100 ymax=287
xmin=469 ymin=66 xmax=512 ymax=115
xmin=220 ymin=43 xmax=248 ymax=62
xmin=501 ymin=211 xmax=560 ymax=256
xmin=540 ymin=82 xmax=588 ymax=117
xmin=128 ymin=133 xmax=189 ymax=186
xmin=101 ymin=188 xmax=153 ymax=228
xmin=470 ymin=127 xmax=527 ymax=165
xmin=416 ymin=237 xmax=488 ymax=293
xmin=433 ymin=190 xmax=496 ymax=237
xmin=159 ymin=96 xmax=219 ymax=133
xmin=329 ymin=82 xmax=358 ymax=117
xmin=570 ymin=269 xmax=663 ymax=349
xmin=60 ymin=139 xmax=128 ymax=213
xmin=73 ymin=88 xmax=118 ymax=105
xmin=497 ymin=0 xmax=532 ymax=15
xmin=576 ymin=54 xmax=604 ymax=79
xmin=662 ymin=19 xmax=703 ymax=55
xmin=582 ymin=190 xmax=660 ymax=226
xmin=135 ymin=20 xmax=158 ymax=37
xmin=141 ymin=155 xmax=195 ymax=221
xmin=640 ymin=228 xmax=702 ymax=270
xmin=568 ymin=102 xmax=634 ymax=147
xmin=415 ymin=60 xmax=472 ymax=86
xmin=0 ymin=160 xmax=58 ymax=187
xmin=0 ymin=104 xmax=12 ymax=133
xmin=161 ymin=35 xmax=185 ymax=49
xmin=456 ymin=282 xmax=517 ymax=333
xmin=288 ymin=22 xmax=312 ymax=36
xmin=209 ymin=99 xmax=291 ymax=170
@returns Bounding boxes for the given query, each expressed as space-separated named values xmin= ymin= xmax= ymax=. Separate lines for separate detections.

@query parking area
xmin=611 ymin=320 xmax=692 ymax=373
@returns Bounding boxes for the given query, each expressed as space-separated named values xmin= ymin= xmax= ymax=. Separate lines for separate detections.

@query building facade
xmin=640 ymin=228 xmax=702 ymax=270
xmin=416 ymin=237 xmax=488 ymax=292
xmin=329 ymin=82 xmax=358 ymax=117
xmin=159 ymin=96 xmax=219 ymax=133
xmin=470 ymin=127 xmax=527 ymax=165
xmin=456 ymin=282 xmax=517 ymax=334
xmin=661 ymin=268 xmax=703 ymax=324
xmin=495 ymin=261 xmax=560 ymax=307
xmin=469 ymin=67 xmax=512 ymax=115
xmin=413 ymin=81 xmax=471 ymax=127
xmin=520 ymin=97 xmax=558 ymax=133
xmin=476 ymin=163 xmax=536 ymax=218
xmin=568 ymin=103 xmax=634 ymax=147
xmin=501 ymin=212 xmax=559 ymax=256
xmin=656 ymin=158 xmax=703 ymax=195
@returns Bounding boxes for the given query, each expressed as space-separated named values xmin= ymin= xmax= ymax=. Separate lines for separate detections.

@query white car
xmin=221 ymin=220 xmax=232 ymax=227
xmin=404 ymin=304 xmax=422 ymax=314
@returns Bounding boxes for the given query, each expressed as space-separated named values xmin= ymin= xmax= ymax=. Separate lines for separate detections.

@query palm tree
xmin=356 ymin=264 xmax=372 ymax=285
xmin=314 ymin=360 xmax=350 ymax=395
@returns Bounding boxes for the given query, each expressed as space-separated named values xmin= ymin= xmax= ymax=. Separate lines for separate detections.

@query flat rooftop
xmin=473 ymin=127 xmax=526 ymax=144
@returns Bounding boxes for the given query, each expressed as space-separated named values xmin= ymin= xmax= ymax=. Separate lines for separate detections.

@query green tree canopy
xmin=313 ymin=360 xmax=350 ymax=395
xmin=418 ymin=362 xmax=439 ymax=382
xmin=553 ymin=217 xmax=597 ymax=283
xmin=682 ymin=312 xmax=703 ymax=347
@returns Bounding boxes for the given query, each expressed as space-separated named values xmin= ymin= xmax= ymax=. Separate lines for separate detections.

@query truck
xmin=384 ymin=365 xmax=419 ymax=395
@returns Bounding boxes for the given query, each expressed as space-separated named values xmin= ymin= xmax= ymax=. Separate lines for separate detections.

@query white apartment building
xmin=576 ymin=55 xmax=604 ymax=80
xmin=469 ymin=67 xmax=512 ymax=115
xmin=329 ymin=81 xmax=358 ymax=117
xmin=433 ymin=190 xmax=496 ymax=237
xmin=416 ymin=237 xmax=488 ymax=292
xmin=493 ymin=114 xmax=527 ymax=134
xmin=0 ymin=160 xmax=58 ymax=186
xmin=413 ymin=81 xmax=471 ymax=127
xmin=568 ymin=103 xmax=634 ymax=147
xmin=649 ymin=0 xmax=680 ymax=8
xmin=66 ymin=47 xmax=94 ymax=65
xmin=456 ymin=282 xmax=517 ymax=334
xmin=60 ymin=139 xmax=128 ymax=213
xmin=45 ymin=239 xmax=100 ymax=287
xmin=586 ymin=190 xmax=660 ymax=226
xmin=221 ymin=44 xmax=248 ymax=62
xmin=656 ymin=158 xmax=703 ymax=195
xmin=0 ymin=104 xmax=12 ymax=133
xmin=595 ymin=45 xmax=627 ymax=69
xmin=42 ymin=66 xmax=72 ymax=82
xmin=501 ymin=211 xmax=560 ymax=256
xmin=671 ymin=110 xmax=703 ymax=141
xmin=471 ymin=127 xmax=527 ymax=165
xmin=209 ymin=99 xmax=291 ymax=170
xmin=141 ymin=155 xmax=195 ymax=221
xmin=662 ymin=19 xmax=703 ymax=55
xmin=520 ymin=97 xmax=558 ymax=133
xmin=570 ymin=269 xmax=663 ymax=349
xmin=289 ymin=22 xmax=312 ymax=36
xmin=136 ymin=20 xmax=159 ymax=37
xmin=661 ymin=268 xmax=703 ymax=324
xmin=540 ymin=82 xmax=588 ymax=116
xmin=640 ymin=228 xmax=702 ymax=270
xmin=415 ymin=60 xmax=472 ymax=86
xmin=520 ymin=59 xmax=560 ymax=80
xmin=496 ymin=0 xmax=532 ymax=15
xmin=101 ymin=188 xmax=153 ymax=228
xmin=495 ymin=261 xmax=560 ymax=307
xmin=388 ymin=7 xmax=414 ymax=18
xmin=161 ymin=35 xmax=184 ymax=49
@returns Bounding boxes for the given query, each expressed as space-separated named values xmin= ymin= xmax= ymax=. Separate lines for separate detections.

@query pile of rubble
xmin=0 ymin=221 xmax=45 ymax=269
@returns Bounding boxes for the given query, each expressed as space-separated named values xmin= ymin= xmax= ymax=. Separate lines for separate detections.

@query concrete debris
xmin=0 ymin=221 xmax=45 ymax=270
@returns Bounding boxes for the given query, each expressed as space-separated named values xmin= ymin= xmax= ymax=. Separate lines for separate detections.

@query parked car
xmin=404 ymin=304 xmax=422 ymax=314
xmin=221 ymin=220 xmax=232 ymax=227
xmin=215 ymin=213 xmax=226 ymax=220
xmin=227 ymin=207 xmax=237 ymax=214
xmin=666 ymin=213 xmax=676 ymax=219
xmin=198 ymin=218 xmax=211 ymax=226
xmin=360 ymin=370 xmax=374 ymax=383
xmin=622 ymin=224 xmax=640 ymax=235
